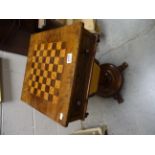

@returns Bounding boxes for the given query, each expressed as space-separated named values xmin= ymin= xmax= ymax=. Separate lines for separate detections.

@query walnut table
xmin=21 ymin=22 xmax=98 ymax=127
xmin=21 ymin=22 xmax=128 ymax=127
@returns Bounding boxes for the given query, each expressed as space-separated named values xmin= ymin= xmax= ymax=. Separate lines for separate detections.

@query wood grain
xmin=21 ymin=22 xmax=97 ymax=127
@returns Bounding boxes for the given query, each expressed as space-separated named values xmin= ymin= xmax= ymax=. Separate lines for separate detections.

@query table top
xmin=21 ymin=22 xmax=97 ymax=126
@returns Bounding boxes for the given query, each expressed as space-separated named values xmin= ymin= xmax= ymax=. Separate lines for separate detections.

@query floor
xmin=0 ymin=19 xmax=155 ymax=134
xmin=92 ymin=19 xmax=155 ymax=134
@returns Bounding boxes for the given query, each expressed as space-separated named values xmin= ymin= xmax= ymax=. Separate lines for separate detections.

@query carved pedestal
xmin=89 ymin=61 xmax=128 ymax=103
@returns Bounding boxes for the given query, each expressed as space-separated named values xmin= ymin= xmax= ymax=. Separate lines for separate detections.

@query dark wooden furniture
xmin=0 ymin=19 xmax=64 ymax=55
xmin=0 ymin=20 xmax=38 ymax=55
xmin=21 ymin=22 xmax=98 ymax=127
xmin=89 ymin=61 xmax=128 ymax=103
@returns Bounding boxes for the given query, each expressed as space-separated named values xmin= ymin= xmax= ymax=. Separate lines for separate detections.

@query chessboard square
xmin=41 ymin=64 xmax=45 ymax=70
xmin=47 ymin=71 xmax=51 ymax=78
xmin=57 ymin=65 xmax=63 ymax=73
xmin=51 ymin=80 xmax=56 ymax=86
xmin=41 ymin=84 xmax=46 ymax=92
xmin=30 ymin=68 xmax=34 ymax=74
xmin=36 ymin=89 xmax=41 ymax=97
xmin=42 ymin=77 xmax=47 ymax=84
xmin=56 ymin=42 xmax=62 ymax=50
xmin=43 ymin=70 xmax=48 ymax=77
xmin=34 ymin=82 xmax=39 ymax=89
xmin=28 ymin=80 xmax=32 ymax=87
xmin=60 ymin=49 xmax=66 ymax=57
xmin=31 ymin=63 xmax=35 ymax=68
xmin=44 ymin=92 xmax=49 ymax=100
xmin=40 ymin=50 xmax=43 ymax=56
xmin=34 ymin=63 xmax=38 ymax=69
xmin=31 ymin=81 xmax=35 ymax=87
xmin=45 ymin=56 xmax=50 ymax=64
xmin=39 ymin=76 xmax=43 ymax=83
xmin=45 ymin=64 xmax=49 ymax=70
xmin=48 ymin=64 xmax=53 ymax=71
xmin=38 ymin=83 xmax=42 ymax=89
xmin=37 ymin=44 xmax=41 ymax=50
xmin=55 ymin=80 xmax=61 ymax=89
xmin=40 ymin=91 xmax=44 ymax=98
xmin=36 ymin=69 xmax=41 ymax=76
xmin=39 ymin=69 xmax=44 ymax=76
xmin=38 ymin=56 xmax=42 ymax=63
xmin=47 ymin=43 xmax=53 ymax=50
xmin=36 ymin=57 xmax=39 ymax=62
xmin=40 ymin=43 xmax=45 ymax=50
xmin=51 ymin=50 xmax=56 ymax=57
xmin=35 ymin=76 xmax=39 ymax=82
xmin=51 ymin=72 xmax=57 ymax=79
xmin=32 ymin=75 xmax=36 ymax=81
xmin=50 ymin=57 xmax=54 ymax=64
xmin=40 ymin=70 xmax=44 ymax=76
xmin=57 ymin=73 xmax=62 ymax=80
xmin=33 ymin=50 xmax=37 ymax=56
xmin=33 ymin=88 xmax=37 ymax=95
xmin=43 ymin=50 xmax=48 ymax=57
xmin=55 ymin=50 xmax=60 ymax=56
xmin=47 ymin=50 xmax=51 ymax=56
xmin=53 ymin=65 xmax=58 ymax=72
xmin=33 ymin=69 xmax=37 ymax=74
xmin=36 ymin=50 xmax=41 ymax=57
xmin=49 ymin=87 xmax=54 ymax=94
xmin=42 ymin=57 xmax=46 ymax=63
xmin=54 ymin=57 xmax=59 ymax=64
xmin=38 ymin=63 xmax=41 ymax=68
xmin=46 ymin=78 xmax=51 ymax=86
xmin=32 ymin=56 xmax=36 ymax=62
xmin=45 ymin=85 xmax=50 ymax=92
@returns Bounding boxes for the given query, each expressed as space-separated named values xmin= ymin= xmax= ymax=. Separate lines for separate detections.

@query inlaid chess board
xmin=29 ymin=42 xmax=66 ymax=102
xmin=21 ymin=22 xmax=97 ymax=127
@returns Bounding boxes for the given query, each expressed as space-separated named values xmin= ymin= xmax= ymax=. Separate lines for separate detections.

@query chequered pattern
xmin=28 ymin=41 xmax=66 ymax=101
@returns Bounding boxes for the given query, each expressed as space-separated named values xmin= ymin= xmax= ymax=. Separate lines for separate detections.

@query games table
xmin=21 ymin=22 xmax=127 ymax=127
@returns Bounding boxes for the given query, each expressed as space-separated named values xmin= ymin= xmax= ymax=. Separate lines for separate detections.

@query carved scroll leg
xmin=117 ymin=62 xmax=128 ymax=72
xmin=113 ymin=93 xmax=124 ymax=104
